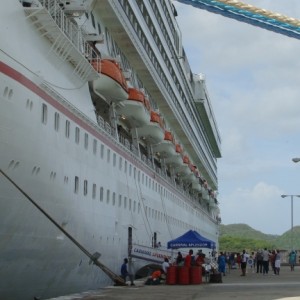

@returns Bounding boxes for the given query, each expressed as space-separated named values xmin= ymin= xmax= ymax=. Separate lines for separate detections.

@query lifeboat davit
xmin=201 ymin=187 xmax=210 ymax=201
xmin=91 ymin=59 xmax=128 ymax=102
xmin=153 ymin=131 xmax=176 ymax=157
xmin=136 ymin=111 xmax=164 ymax=144
xmin=165 ymin=144 xmax=183 ymax=166
xmin=192 ymin=182 xmax=202 ymax=192
xmin=117 ymin=88 xmax=150 ymax=127
xmin=191 ymin=170 xmax=202 ymax=191
xmin=184 ymin=164 xmax=199 ymax=184
xmin=176 ymin=155 xmax=191 ymax=175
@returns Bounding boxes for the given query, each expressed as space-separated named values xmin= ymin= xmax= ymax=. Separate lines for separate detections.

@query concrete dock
xmin=47 ymin=266 xmax=300 ymax=300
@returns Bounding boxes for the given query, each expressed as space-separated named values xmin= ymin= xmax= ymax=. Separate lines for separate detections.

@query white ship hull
xmin=0 ymin=1 xmax=221 ymax=299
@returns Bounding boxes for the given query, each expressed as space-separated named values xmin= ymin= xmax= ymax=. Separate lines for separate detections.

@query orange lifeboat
xmin=136 ymin=110 xmax=164 ymax=144
xmin=152 ymin=130 xmax=176 ymax=157
xmin=92 ymin=59 xmax=128 ymax=102
xmin=116 ymin=88 xmax=150 ymax=127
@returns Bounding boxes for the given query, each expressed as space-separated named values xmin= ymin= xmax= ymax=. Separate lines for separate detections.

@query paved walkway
xmin=48 ymin=266 xmax=300 ymax=300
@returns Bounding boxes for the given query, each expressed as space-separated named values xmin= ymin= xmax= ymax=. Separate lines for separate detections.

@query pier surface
xmin=47 ymin=266 xmax=300 ymax=300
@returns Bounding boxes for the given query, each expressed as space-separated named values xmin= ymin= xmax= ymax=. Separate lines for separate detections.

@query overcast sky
xmin=173 ymin=0 xmax=300 ymax=235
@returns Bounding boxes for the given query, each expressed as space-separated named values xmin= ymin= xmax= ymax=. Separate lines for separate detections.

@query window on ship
xmin=84 ymin=133 xmax=88 ymax=150
xmin=84 ymin=180 xmax=88 ymax=196
xmin=74 ymin=176 xmax=79 ymax=194
xmin=42 ymin=104 xmax=47 ymax=124
xmin=65 ymin=120 xmax=70 ymax=138
xmin=92 ymin=183 xmax=96 ymax=199
xmin=54 ymin=112 xmax=59 ymax=131
xmin=75 ymin=127 xmax=80 ymax=144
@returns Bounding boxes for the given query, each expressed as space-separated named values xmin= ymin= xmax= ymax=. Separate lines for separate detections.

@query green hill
xmin=274 ymin=226 xmax=300 ymax=249
xmin=219 ymin=224 xmax=300 ymax=251
xmin=220 ymin=224 xmax=278 ymax=241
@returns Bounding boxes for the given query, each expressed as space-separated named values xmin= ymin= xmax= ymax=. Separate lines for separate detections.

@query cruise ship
xmin=0 ymin=0 xmax=221 ymax=299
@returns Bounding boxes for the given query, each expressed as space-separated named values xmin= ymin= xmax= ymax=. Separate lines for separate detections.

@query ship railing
xmin=96 ymin=115 xmax=105 ymax=129
xmin=141 ymin=154 xmax=147 ymax=164
xmin=131 ymin=145 xmax=139 ymax=157
xmin=104 ymin=122 xmax=111 ymax=135
xmin=27 ymin=0 xmax=100 ymax=81
xmin=124 ymin=139 xmax=131 ymax=151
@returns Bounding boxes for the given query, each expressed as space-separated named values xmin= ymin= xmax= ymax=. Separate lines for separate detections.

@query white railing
xmin=26 ymin=0 xmax=100 ymax=80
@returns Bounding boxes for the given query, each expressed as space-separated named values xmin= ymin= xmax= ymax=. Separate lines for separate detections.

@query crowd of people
xmin=120 ymin=249 xmax=298 ymax=286
xmin=216 ymin=249 xmax=298 ymax=277
xmin=144 ymin=249 xmax=212 ymax=285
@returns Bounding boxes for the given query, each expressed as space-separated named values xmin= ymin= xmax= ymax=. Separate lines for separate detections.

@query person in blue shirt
xmin=217 ymin=252 xmax=226 ymax=276
xmin=121 ymin=258 xmax=135 ymax=286
xmin=289 ymin=251 xmax=297 ymax=271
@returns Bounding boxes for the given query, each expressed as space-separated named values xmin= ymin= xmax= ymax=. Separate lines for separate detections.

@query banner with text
xmin=130 ymin=244 xmax=174 ymax=264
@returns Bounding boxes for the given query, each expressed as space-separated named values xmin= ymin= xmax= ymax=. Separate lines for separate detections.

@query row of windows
xmin=40 ymin=100 xmax=214 ymax=223
xmin=42 ymin=103 xmax=196 ymax=207
xmin=72 ymin=175 xmax=200 ymax=230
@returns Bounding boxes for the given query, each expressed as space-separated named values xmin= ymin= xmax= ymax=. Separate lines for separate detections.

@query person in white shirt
xmin=241 ymin=250 xmax=249 ymax=276
xmin=162 ymin=257 xmax=170 ymax=274
xmin=262 ymin=248 xmax=270 ymax=275
xmin=274 ymin=250 xmax=281 ymax=275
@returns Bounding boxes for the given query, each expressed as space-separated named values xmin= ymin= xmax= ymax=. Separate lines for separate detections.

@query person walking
xmin=274 ymin=250 xmax=281 ymax=275
xmin=240 ymin=250 xmax=248 ymax=276
xmin=217 ymin=252 xmax=226 ymax=276
xmin=236 ymin=253 xmax=241 ymax=269
xmin=289 ymin=250 xmax=297 ymax=271
xmin=270 ymin=250 xmax=276 ymax=274
xmin=256 ymin=250 xmax=263 ymax=273
xmin=262 ymin=248 xmax=269 ymax=275
xmin=120 ymin=258 xmax=135 ymax=286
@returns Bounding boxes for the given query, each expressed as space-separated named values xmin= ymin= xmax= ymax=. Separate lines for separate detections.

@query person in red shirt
xmin=184 ymin=249 xmax=194 ymax=267
xmin=195 ymin=250 xmax=205 ymax=266
xmin=144 ymin=269 xmax=162 ymax=285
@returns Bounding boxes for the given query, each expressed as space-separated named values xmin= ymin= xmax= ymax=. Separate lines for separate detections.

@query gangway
xmin=176 ymin=0 xmax=300 ymax=40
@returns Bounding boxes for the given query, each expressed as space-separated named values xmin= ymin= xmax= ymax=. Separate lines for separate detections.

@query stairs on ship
xmin=23 ymin=0 xmax=100 ymax=82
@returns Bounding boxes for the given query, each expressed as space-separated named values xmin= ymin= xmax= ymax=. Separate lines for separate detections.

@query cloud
xmin=219 ymin=182 xmax=289 ymax=235
xmin=174 ymin=1 xmax=300 ymax=235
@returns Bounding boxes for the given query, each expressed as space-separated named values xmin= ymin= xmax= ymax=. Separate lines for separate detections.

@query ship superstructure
xmin=0 ymin=0 xmax=221 ymax=299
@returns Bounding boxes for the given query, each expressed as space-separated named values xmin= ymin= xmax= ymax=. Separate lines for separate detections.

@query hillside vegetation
xmin=219 ymin=224 xmax=300 ymax=252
